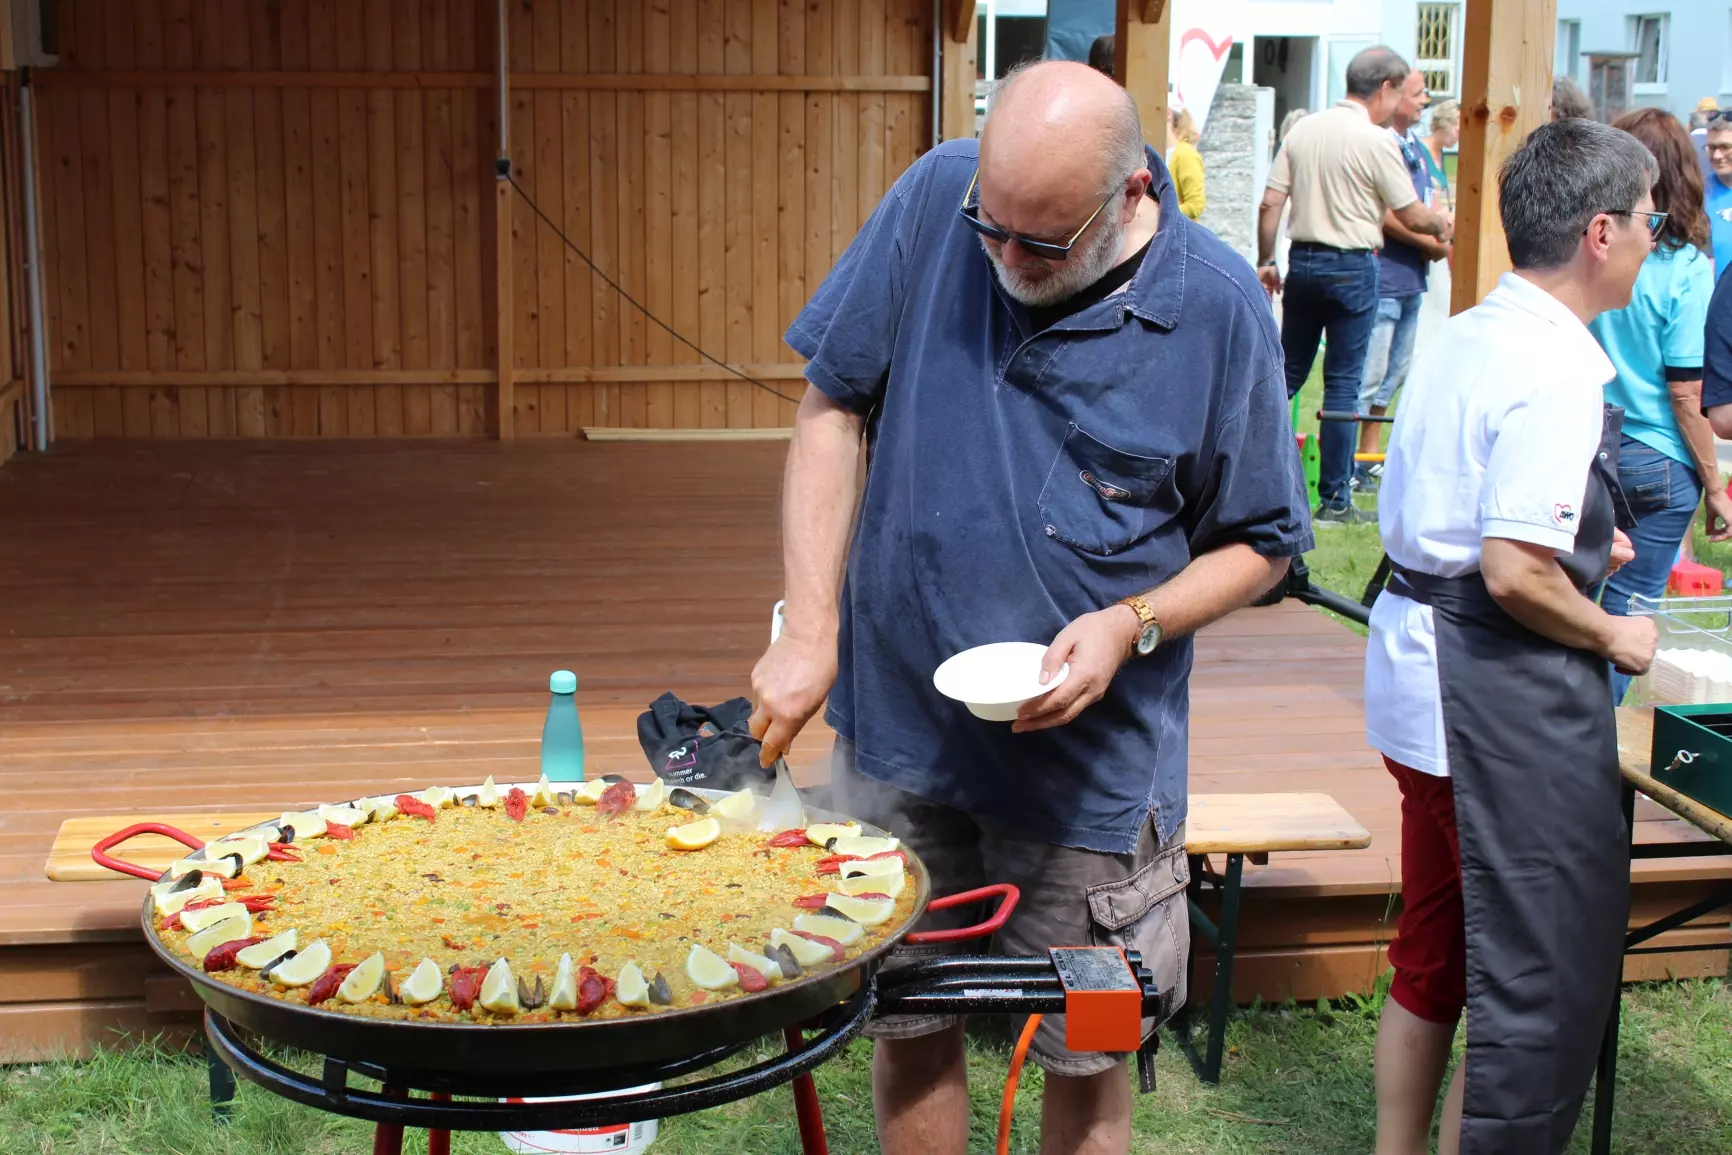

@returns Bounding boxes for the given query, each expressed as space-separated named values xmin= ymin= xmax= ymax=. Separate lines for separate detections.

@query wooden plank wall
xmin=33 ymin=0 xmax=932 ymax=439
xmin=0 ymin=72 xmax=28 ymax=464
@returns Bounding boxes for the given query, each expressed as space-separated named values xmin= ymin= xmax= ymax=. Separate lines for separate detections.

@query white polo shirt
xmin=1365 ymin=273 xmax=1616 ymax=776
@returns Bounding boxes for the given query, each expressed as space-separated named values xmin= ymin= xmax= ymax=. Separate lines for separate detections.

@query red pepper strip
xmin=730 ymin=962 xmax=769 ymax=993
xmin=576 ymin=966 xmax=610 ymax=1015
xmin=266 ymin=844 xmax=302 ymax=862
xmin=449 ymin=965 xmax=487 ymax=1011
xmin=238 ymin=895 xmax=277 ymax=912
xmin=307 ymin=963 xmax=359 ymax=1006
xmin=845 ymin=892 xmax=892 ymax=902
xmin=324 ymin=823 xmax=355 ymax=840
xmin=396 ymin=794 xmax=437 ymax=823
xmin=202 ymin=936 xmax=268 ymax=973
xmin=764 ymin=829 xmax=809 ymax=848
xmin=791 ymin=894 xmax=830 ymax=909
xmin=790 ymin=930 xmax=847 ymax=963
xmin=160 ymin=913 xmax=184 ymax=931
xmin=504 ymin=787 xmax=529 ymax=823
xmin=221 ymin=877 xmax=254 ymax=890
xmin=181 ymin=897 xmax=227 ymax=912
xmin=595 ymin=781 xmax=636 ymax=819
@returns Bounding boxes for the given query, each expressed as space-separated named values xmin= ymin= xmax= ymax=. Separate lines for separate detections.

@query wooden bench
xmin=1179 ymin=793 xmax=1372 ymax=1084
xmin=50 ymin=791 xmax=1373 ymax=1092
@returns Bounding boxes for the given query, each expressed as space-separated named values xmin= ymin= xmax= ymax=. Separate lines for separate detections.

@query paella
xmin=150 ymin=777 xmax=917 ymax=1023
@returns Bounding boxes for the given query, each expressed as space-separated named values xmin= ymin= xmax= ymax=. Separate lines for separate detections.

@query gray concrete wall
xmin=1195 ymin=84 xmax=1275 ymax=267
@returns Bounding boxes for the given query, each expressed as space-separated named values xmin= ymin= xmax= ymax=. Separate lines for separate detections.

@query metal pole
xmin=495 ymin=0 xmax=509 ymax=167
xmin=18 ymin=70 xmax=50 ymax=452
xmin=930 ymin=0 xmax=942 ymax=145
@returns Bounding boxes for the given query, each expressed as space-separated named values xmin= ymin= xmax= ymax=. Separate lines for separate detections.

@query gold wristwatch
xmin=1119 ymin=594 xmax=1163 ymax=658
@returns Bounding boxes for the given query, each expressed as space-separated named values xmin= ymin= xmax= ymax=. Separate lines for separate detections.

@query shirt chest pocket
xmin=1038 ymin=424 xmax=1175 ymax=557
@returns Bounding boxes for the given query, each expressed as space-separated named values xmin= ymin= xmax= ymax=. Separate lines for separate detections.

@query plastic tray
xmin=1626 ymin=594 xmax=1732 ymax=707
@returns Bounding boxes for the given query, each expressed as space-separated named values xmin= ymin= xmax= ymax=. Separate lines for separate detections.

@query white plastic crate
xmin=1626 ymin=594 xmax=1732 ymax=706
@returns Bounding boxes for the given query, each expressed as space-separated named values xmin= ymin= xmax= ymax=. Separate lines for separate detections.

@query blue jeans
xmin=1359 ymin=293 xmax=1424 ymax=412
xmin=1603 ymin=437 xmax=1701 ymax=704
xmin=1281 ymin=245 xmax=1381 ymax=506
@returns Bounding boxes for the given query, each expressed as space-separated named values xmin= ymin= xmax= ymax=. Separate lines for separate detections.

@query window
xmin=1631 ymin=14 xmax=1668 ymax=88
xmin=1415 ymin=3 xmax=1460 ymax=97
xmin=1556 ymin=19 xmax=1581 ymax=81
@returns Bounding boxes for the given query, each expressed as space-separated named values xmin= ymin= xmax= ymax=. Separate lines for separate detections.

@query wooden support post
xmin=940 ymin=0 xmax=978 ymax=142
xmin=1114 ymin=0 xmax=1168 ymax=153
xmin=1450 ymin=0 xmax=1557 ymax=314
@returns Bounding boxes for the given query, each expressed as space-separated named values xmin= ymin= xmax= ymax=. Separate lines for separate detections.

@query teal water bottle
xmin=541 ymin=670 xmax=585 ymax=782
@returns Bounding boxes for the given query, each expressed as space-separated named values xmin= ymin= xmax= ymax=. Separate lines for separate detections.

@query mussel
xmin=166 ymin=869 xmax=205 ymax=894
xmin=667 ymin=788 xmax=710 ymax=815
xmin=518 ymin=974 xmax=548 ymax=1010
xmin=259 ymin=949 xmax=298 ymax=982
xmin=647 ymin=972 xmax=674 ymax=1006
xmin=277 ymin=825 xmax=297 ymax=845
xmin=768 ymin=943 xmax=803 ymax=980
xmin=600 ymin=774 xmax=628 ymax=784
xmin=218 ymin=852 xmax=245 ymax=878
xmin=459 ymin=793 xmax=480 ymax=807
xmin=556 ymin=791 xmax=575 ymax=806
xmin=541 ymin=806 xmax=559 ymax=816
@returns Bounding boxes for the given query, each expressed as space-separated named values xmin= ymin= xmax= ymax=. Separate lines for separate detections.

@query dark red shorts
xmin=1385 ymin=756 xmax=1466 ymax=1024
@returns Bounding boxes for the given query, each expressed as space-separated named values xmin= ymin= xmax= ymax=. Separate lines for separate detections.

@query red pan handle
xmin=905 ymin=883 xmax=1020 ymax=945
xmin=91 ymin=822 xmax=207 ymax=881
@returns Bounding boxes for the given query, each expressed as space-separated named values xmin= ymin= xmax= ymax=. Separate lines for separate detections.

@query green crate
xmin=1650 ymin=703 xmax=1732 ymax=816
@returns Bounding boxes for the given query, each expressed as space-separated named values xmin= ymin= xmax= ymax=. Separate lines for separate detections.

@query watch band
xmin=1119 ymin=594 xmax=1157 ymax=628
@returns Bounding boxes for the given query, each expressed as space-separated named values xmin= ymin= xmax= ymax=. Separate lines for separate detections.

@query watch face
xmin=1137 ymin=623 xmax=1161 ymax=655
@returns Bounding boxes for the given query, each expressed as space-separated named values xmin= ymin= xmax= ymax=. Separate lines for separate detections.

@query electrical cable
xmin=505 ymin=174 xmax=805 ymax=407
xmin=997 ymin=1012 xmax=1043 ymax=1155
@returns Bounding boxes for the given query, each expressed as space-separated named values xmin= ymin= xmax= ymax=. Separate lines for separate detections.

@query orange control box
xmin=1050 ymin=946 xmax=1143 ymax=1053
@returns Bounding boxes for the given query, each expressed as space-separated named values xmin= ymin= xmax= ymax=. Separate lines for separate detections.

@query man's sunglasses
xmin=958 ymin=169 xmax=1117 ymax=261
xmin=1608 ymin=208 xmax=1668 ymax=239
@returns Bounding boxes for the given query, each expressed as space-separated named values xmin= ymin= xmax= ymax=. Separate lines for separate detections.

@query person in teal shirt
xmin=1592 ymin=109 xmax=1732 ymax=704
xmin=1708 ymin=113 xmax=1732 ymax=276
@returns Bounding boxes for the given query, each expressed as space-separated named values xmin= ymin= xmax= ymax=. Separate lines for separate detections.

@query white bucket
xmin=499 ymin=1085 xmax=660 ymax=1154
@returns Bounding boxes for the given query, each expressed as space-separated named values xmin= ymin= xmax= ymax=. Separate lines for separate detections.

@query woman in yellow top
xmin=1166 ymin=106 xmax=1206 ymax=221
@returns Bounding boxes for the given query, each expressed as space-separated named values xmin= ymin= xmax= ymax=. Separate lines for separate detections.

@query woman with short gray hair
xmin=1365 ymin=118 xmax=1659 ymax=1155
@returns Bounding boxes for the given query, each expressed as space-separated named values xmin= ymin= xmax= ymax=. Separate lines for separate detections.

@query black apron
xmin=1386 ymin=406 xmax=1633 ymax=1154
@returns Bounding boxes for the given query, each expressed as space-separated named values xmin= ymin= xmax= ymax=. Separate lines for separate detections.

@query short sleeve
xmin=1662 ymin=253 xmax=1712 ymax=371
xmin=1185 ymin=353 xmax=1315 ymax=559
xmin=1480 ymin=379 xmax=1602 ymax=552
xmin=1266 ymin=145 xmax=1292 ymax=196
xmin=1705 ymin=271 xmax=1732 ymax=410
xmin=783 ymin=160 xmax=925 ymax=414
xmin=1370 ymin=136 xmax=1420 ymax=212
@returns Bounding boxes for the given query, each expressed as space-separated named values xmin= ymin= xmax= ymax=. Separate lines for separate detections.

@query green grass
xmin=3 ymin=980 xmax=1727 ymax=1153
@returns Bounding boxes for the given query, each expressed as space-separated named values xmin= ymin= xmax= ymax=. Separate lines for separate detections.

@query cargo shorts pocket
xmin=1086 ymin=840 xmax=1190 ymax=1026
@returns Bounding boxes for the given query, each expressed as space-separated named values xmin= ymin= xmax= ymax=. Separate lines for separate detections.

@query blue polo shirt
xmin=786 ymin=141 xmax=1312 ymax=853
xmin=1708 ymin=173 xmax=1732 ymax=279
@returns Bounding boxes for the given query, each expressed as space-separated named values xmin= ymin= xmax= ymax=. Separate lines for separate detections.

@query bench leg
xmin=206 ymin=1045 xmax=237 ymax=1122
xmin=1177 ymin=852 xmax=1244 ymax=1085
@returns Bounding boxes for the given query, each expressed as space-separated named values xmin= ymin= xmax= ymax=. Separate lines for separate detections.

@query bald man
xmin=750 ymin=62 xmax=1310 ymax=1155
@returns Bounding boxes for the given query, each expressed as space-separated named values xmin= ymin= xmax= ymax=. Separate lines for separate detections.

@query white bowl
xmin=933 ymin=642 xmax=1070 ymax=722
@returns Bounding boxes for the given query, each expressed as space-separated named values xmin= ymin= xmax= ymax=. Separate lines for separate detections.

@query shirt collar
xmin=1489 ymin=271 xmax=1616 ymax=379
xmin=1336 ymin=99 xmax=1372 ymax=120
xmin=1123 ymin=146 xmax=1187 ymax=329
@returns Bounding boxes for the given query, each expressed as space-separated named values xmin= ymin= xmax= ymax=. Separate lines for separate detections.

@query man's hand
xmin=749 ymin=625 xmax=839 ymax=767
xmin=1013 ymin=606 xmax=1139 ymax=733
xmin=1257 ymin=264 xmax=1282 ymax=296
xmin=1706 ymin=485 xmax=1732 ymax=542
xmin=1607 ymin=528 xmax=1635 ymax=575
xmin=1604 ymin=614 xmax=1659 ymax=677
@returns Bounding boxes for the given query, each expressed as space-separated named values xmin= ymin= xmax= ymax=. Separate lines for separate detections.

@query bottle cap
xmin=549 ymin=670 xmax=577 ymax=694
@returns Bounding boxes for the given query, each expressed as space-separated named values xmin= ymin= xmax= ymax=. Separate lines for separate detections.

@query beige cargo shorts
xmin=830 ymin=738 xmax=1189 ymax=1077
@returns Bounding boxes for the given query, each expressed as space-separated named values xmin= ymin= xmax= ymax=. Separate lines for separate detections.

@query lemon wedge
xmin=207 ymin=832 xmax=272 ymax=866
xmin=838 ymin=871 xmax=906 ymax=899
xmin=616 ymin=961 xmax=652 ymax=1007
xmin=421 ymin=786 xmax=456 ymax=809
xmin=270 ymin=939 xmax=332 ymax=987
xmin=549 ymin=953 xmax=578 ymax=1011
xmin=531 ymin=775 xmax=556 ymax=807
xmin=358 ymin=796 xmax=399 ymax=822
xmin=236 ymin=930 xmax=297 ymax=968
xmin=805 ymin=822 xmax=862 ymax=848
xmin=666 ymin=816 xmax=722 ymax=850
xmin=479 ymin=958 xmax=521 ymax=1014
xmin=821 ymin=893 xmax=896 ymax=926
xmin=169 ymin=854 xmax=239 ymax=881
xmin=574 ymin=779 xmax=610 ymax=805
xmin=279 ymin=810 xmax=328 ymax=839
xmin=398 ymin=957 xmax=443 ymax=1005
xmin=792 ymin=912 xmax=865 ymax=946
xmin=477 ymin=776 xmax=501 ymax=807
xmin=633 ymin=778 xmax=668 ymax=812
xmin=827 ymin=835 xmax=899 ymax=858
xmin=185 ymin=912 xmax=254 ymax=957
xmin=686 ymin=944 xmax=738 ymax=990
xmin=179 ymin=902 xmax=249 ymax=933
xmin=712 ymin=788 xmax=757 ymax=823
xmin=770 ymin=928 xmax=838 ymax=967
xmin=318 ymin=804 xmax=369 ymax=828
xmin=727 ymin=943 xmax=780 ymax=984
xmin=154 ymin=873 xmax=224 ymax=916
xmin=338 ymin=952 xmax=386 ymax=1003
xmin=839 ymin=856 xmax=903 ymax=879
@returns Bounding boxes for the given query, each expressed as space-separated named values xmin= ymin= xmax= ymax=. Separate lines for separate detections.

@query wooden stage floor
xmin=2 ymin=440 xmax=1727 ymax=1059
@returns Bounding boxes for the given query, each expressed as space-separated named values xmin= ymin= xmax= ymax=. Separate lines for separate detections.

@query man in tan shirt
xmin=1257 ymin=46 xmax=1450 ymax=523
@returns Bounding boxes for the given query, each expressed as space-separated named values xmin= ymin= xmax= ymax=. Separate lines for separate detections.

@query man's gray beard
xmin=985 ymin=210 xmax=1128 ymax=307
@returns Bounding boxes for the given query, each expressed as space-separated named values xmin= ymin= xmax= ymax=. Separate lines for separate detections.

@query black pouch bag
xmin=636 ymin=692 xmax=775 ymax=791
